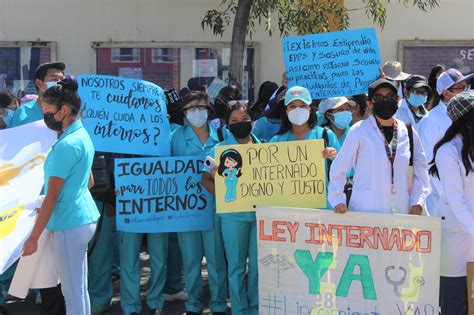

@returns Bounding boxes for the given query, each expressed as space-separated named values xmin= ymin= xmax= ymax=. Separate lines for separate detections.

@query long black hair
xmin=276 ymin=103 xmax=317 ymax=135
xmin=217 ymin=149 xmax=243 ymax=178
xmin=427 ymin=64 xmax=446 ymax=109
xmin=429 ymin=108 xmax=474 ymax=178
xmin=41 ymin=79 xmax=81 ymax=115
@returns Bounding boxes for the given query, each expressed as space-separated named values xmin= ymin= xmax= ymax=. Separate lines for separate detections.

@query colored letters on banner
xmin=214 ymin=140 xmax=326 ymax=213
xmin=257 ymin=206 xmax=441 ymax=314
xmin=78 ymin=75 xmax=170 ymax=156
xmin=115 ymin=156 xmax=214 ymax=233
xmin=282 ymin=28 xmax=381 ymax=99
xmin=0 ymin=121 xmax=56 ymax=273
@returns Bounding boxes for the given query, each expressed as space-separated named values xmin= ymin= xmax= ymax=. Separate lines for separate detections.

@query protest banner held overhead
xmin=78 ymin=74 xmax=170 ymax=156
xmin=0 ymin=121 xmax=56 ymax=273
xmin=214 ymin=140 xmax=326 ymax=213
xmin=257 ymin=206 xmax=441 ymax=315
xmin=283 ymin=28 xmax=382 ymax=99
xmin=114 ymin=156 xmax=214 ymax=233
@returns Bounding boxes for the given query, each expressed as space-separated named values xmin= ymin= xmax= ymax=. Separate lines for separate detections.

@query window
xmin=152 ymin=48 xmax=174 ymax=63
xmin=111 ymin=48 xmax=140 ymax=62
xmin=95 ymin=43 xmax=257 ymax=101
xmin=0 ymin=42 xmax=55 ymax=97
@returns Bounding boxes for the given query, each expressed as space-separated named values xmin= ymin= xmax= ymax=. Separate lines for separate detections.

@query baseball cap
xmin=382 ymin=61 xmax=410 ymax=81
xmin=284 ymin=86 xmax=312 ymax=106
xmin=368 ymin=79 xmax=398 ymax=100
xmin=436 ymin=68 xmax=474 ymax=95
xmin=447 ymin=91 xmax=474 ymax=121
xmin=318 ymin=97 xmax=356 ymax=117
xmin=405 ymin=75 xmax=431 ymax=92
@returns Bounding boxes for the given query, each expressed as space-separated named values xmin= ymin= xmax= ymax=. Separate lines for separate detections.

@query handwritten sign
xmin=78 ymin=75 xmax=170 ymax=156
xmin=282 ymin=28 xmax=381 ymax=99
xmin=214 ymin=140 xmax=326 ymax=213
xmin=257 ymin=206 xmax=441 ymax=315
xmin=114 ymin=156 xmax=213 ymax=233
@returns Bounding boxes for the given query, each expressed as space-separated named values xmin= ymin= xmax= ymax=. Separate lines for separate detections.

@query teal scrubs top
xmin=44 ymin=120 xmax=100 ymax=231
xmin=9 ymin=100 xmax=43 ymax=128
xmin=203 ymin=133 xmax=261 ymax=221
xmin=252 ymin=117 xmax=281 ymax=142
xmin=171 ymin=123 xmax=222 ymax=157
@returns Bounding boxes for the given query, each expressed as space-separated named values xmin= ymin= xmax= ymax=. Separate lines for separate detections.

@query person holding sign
xmin=270 ymin=86 xmax=339 ymax=208
xmin=21 ymin=79 xmax=100 ymax=315
xmin=329 ymin=79 xmax=430 ymax=215
xmin=429 ymin=92 xmax=474 ymax=315
xmin=202 ymin=101 xmax=261 ymax=315
xmin=171 ymin=91 xmax=228 ymax=315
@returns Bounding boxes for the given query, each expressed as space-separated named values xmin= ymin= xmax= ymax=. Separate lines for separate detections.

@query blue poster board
xmin=114 ymin=156 xmax=214 ymax=233
xmin=282 ymin=28 xmax=381 ymax=99
xmin=78 ymin=75 xmax=170 ymax=156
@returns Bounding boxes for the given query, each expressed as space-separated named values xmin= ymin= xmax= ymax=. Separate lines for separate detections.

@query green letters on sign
xmin=294 ymin=250 xmax=333 ymax=295
xmin=336 ymin=254 xmax=377 ymax=300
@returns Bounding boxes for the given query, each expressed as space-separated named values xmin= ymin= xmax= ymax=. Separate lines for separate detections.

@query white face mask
xmin=287 ymin=107 xmax=310 ymax=126
xmin=186 ymin=108 xmax=208 ymax=128
xmin=46 ymin=81 xmax=59 ymax=89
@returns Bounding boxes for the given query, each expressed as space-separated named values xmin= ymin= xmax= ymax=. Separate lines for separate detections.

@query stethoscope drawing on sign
xmin=385 ymin=266 xmax=425 ymax=298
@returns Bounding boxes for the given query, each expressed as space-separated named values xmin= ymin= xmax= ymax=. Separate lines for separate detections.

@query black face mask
xmin=43 ymin=110 xmax=64 ymax=131
xmin=229 ymin=121 xmax=252 ymax=139
xmin=372 ymin=100 xmax=398 ymax=120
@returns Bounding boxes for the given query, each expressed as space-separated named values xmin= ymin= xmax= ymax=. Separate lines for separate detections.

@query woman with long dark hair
xmin=426 ymin=64 xmax=446 ymax=110
xmin=429 ymin=91 xmax=474 ymax=314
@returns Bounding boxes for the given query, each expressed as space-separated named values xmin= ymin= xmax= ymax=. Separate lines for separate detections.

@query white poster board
xmin=257 ymin=207 xmax=441 ymax=315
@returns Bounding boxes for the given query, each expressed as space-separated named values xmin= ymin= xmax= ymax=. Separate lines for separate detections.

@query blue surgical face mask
xmin=2 ymin=109 xmax=15 ymax=127
xmin=408 ymin=93 xmax=428 ymax=107
xmin=46 ymin=81 xmax=59 ymax=89
xmin=330 ymin=111 xmax=352 ymax=130
xmin=186 ymin=108 xmax=208 ymax=128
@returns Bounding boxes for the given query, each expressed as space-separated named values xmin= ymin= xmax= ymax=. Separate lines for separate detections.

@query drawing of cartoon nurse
xmin=217 ymin=149 xmax=242 ymax=202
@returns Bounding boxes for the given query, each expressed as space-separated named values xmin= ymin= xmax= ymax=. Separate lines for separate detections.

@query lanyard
xmin=376 ymin=119 xmax=398 ymax=194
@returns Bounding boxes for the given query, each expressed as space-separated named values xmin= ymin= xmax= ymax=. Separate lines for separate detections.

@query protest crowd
xmin=1 ymin=32 xmax=474 ymax=315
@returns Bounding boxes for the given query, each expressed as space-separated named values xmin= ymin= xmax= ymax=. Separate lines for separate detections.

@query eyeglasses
xmin=449 ymin=85 xmax=470 ymax=93
xmin=410 ymin=89 xmax=429 ymax=97
xmin=371 ymin=93 xmax=397 ymax=103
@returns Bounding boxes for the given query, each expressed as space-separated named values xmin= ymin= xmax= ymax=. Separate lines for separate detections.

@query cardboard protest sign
xmin=0 ymin=121 xmax=56 ymax=273
xmin=114 ymin=156 xmax=213 ymax=233
xmin=257 ymin=206 xmax=441 ymax=315
xmin=78 ymin=75 xmax=170 ymax=156
xmin=282 ymin=28 xmax=381 ymax=99
xmin=214 ymin=140 xmax=326 ymax=213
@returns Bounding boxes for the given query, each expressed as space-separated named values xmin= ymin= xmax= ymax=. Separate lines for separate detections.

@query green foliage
xmin=201 ymin=0 xmax=439 ymax=37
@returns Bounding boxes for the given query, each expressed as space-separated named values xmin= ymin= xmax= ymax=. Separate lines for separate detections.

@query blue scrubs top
xmin=203 ymin=133 xmax=261 ymax=221
xmin=252 ymin=116 xmax=281 ymax=142
xmin=44 ymin=120 xmax=99 ymax=230
xmin=9 ymin=100 xmax=43 ymax=128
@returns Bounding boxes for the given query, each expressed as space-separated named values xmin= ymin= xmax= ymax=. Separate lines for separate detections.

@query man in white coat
xmin=329 ymin=79 xmax=431 ymax=215
xmin=395 ymin=75 xmax=430 ymax=131
xmin=418 ymin=68 xmax=473 ymax=215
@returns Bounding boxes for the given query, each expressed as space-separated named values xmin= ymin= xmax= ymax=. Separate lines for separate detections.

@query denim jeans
xmin=52 ymin=222 xmax=97 ymax=315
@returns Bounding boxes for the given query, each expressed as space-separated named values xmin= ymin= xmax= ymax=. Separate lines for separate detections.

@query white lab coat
xmin=328 ymin=116 xmax=431 ymax=214
xmin=435 ymin=136 xmax=474 ymax=276
xmin=418 ymin=101 xmax=452 ymax=215
xmin=394 ymin=99 xmax=426 ymax=132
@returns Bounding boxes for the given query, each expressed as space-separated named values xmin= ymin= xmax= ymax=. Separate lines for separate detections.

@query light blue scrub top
xmin=9 ymin=100 xmax=43 ymax=127
xmin=252 ymin=116 xmax=281 ymax=142
xmin=44 ymin=120 xmax=99 ymax=230
xmin=203 ymin=133 xmax=261 ymax=221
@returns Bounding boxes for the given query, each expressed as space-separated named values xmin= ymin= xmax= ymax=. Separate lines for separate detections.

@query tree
xmin=202 ymin=0 xmax=439 ymax=88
